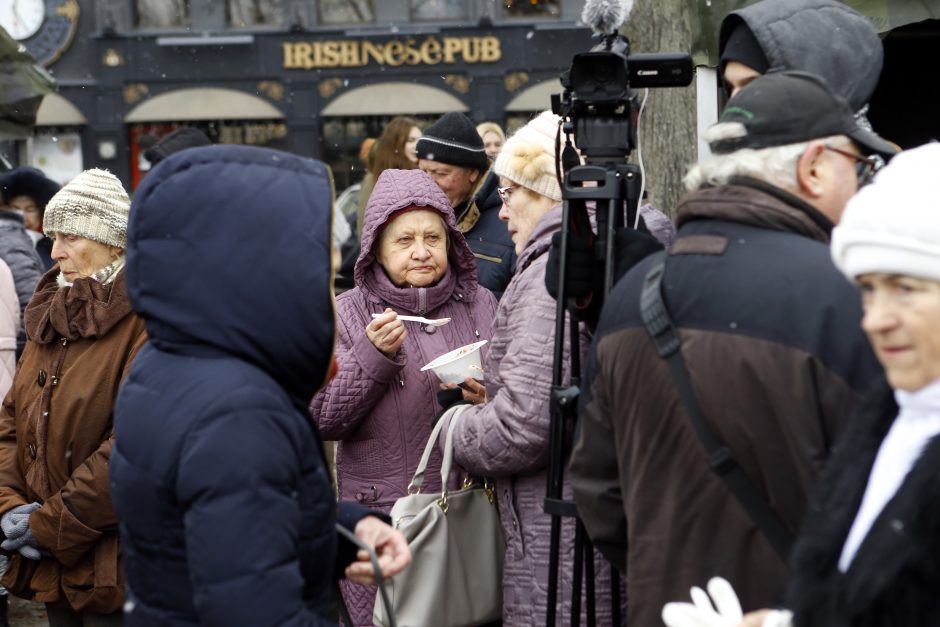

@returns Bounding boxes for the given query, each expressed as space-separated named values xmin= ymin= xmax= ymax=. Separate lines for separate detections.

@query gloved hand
xmin=1 ymin=502 xmax=42 ymax=560
xmin=611 ymin=226 xmax=663 ymax=282
xmin=436 ymin=387 xmax=467 ymax=411
xmin=661 ymin=577 xmax=743 ymax=627
xmin=544 ymin=230 xmax=597 ymax=301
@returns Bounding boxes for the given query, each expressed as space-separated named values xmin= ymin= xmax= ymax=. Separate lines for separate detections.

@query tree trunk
xmin=622 ymin=0 xmax=698 ymax=220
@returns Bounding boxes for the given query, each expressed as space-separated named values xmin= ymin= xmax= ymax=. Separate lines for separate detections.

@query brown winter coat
xmin=0 ymin=268 xmax=147 ymax=613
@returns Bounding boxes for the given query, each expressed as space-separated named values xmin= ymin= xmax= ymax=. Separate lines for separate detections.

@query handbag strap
xmin=639 ymin=250 xmax=795 ymax=561
xmin=408 ymin=404 xmax=470 ymax=493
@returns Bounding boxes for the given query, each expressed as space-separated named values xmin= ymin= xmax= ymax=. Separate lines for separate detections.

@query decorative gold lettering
xmin=362 ymin=40 xmax=384 ymax=65
xmin=462 ymin=37 xmax=480 ymax=63
xmin=340 ymin=40 xmax=360 ymax=67
xmin=321 ymin=41 xmax=341 ymax=67
xmin=479 ymin=36 xmax=501 ymax=63
xmin=385 ymin=40 xmax=405 ymax=67
xmin=419 ymin=37 xmax=442 ymax=65
xmin=283 ymin=42 xmax=313 ymax=69
xmin=404 ymin=38 xmax=422 ymax=65
xmin=283 ymin=36 xmax=502 ymax=69
xmin=311 ymin=41 xmax=324 ymax=68
xmin=442 ymin=37 xmax=462 ymax=64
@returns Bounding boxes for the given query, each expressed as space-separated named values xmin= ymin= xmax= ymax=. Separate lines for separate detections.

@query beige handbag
xmin=373 ymin=404 xmax=506 ymax=627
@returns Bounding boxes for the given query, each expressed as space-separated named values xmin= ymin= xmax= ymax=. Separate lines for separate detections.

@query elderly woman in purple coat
xmin=310 ymin=167 xmax=497 ymax=625
xmin=438 ymin=111 xmax=623 ymax=625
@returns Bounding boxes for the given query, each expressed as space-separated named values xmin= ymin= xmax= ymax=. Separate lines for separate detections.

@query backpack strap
xmin=639 ymin=250 xmax=794 ymax=561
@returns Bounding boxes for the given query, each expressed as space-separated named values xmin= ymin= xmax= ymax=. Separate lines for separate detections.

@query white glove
xmin=662 ymin=577 xmax=743 ymax=627
xmin=761 ymin=609 xmax=794 ymax=627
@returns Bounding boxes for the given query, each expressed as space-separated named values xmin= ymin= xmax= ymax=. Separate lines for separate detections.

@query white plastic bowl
xmin=420 ymin=340 xmax=488 ymax=385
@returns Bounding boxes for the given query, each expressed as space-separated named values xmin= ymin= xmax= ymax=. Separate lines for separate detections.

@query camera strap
xmin=639 ymin=251 xmax=794 ymax=562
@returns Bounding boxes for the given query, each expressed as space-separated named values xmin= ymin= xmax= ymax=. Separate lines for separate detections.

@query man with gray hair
xmin=568 ymin=71 xmax=895 ymax=626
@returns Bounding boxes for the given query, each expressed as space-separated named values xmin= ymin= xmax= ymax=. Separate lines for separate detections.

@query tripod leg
xmin=583 ymin=526 xmax=596 ymax=627
xmin=547 ymin=515 xmax=562 ymax=627
xmin=611 ymin=568 xmax=622 ymax=626
xmin=571 ymin=520 xmax=584 ymax=627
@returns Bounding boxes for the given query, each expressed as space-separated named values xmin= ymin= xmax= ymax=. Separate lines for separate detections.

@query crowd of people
xmin=0 ymin=0 xmax=937 ymax=625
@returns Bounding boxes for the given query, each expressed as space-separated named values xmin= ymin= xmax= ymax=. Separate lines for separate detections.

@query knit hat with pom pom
xmin=494 ymin=110 xmax=564 ymax=201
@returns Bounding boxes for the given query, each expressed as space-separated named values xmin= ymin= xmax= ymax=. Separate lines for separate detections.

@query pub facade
xmin=12 ymin=0 xmax=595 ymax=190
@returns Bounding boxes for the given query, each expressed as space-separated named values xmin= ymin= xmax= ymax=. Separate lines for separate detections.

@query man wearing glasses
xmin=568 ymin=71 xmax=897 ymax=627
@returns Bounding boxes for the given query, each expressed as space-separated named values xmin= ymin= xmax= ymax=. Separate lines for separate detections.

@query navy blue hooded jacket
xmin=110 ymin=145 xmax=371 ymax=626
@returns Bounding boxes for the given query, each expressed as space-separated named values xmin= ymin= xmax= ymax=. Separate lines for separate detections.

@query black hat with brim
xmin=0 ymin=167 xmax=61 ymax=209
xmin=710 ymin=71 xmax=897 ymax=159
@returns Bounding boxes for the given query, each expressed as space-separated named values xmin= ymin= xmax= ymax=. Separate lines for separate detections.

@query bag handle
xmin=437 ymin=406 xmax=470 ymax=514
xmin=407 ymin=404 xmax=470 ymax=494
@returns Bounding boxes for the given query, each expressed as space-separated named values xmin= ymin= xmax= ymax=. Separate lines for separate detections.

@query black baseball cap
xmin=710 ymin=71 xmax=897 ymax=158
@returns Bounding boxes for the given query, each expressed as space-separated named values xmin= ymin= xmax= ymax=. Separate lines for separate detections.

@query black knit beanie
xmin=145 ymin=127 xmax=212 ymax=165
xmin=719 ymin=20 xmax=769 ymax=75
xmin=415 ymin=112 xmax=488 ymax=172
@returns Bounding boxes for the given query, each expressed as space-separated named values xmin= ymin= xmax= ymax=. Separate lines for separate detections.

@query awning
xmin=0 ymin=26 xmax=54 ymax=139
xmin=321 ymin=82 xmax=467 ymax=117
xmin=505 ymin=79 xmax=563 ymax=112
xmin=125 ymin=87 xmax=283 ymax=122
xmin=36 ymin=92 xmax=87 ymax=126
xmin=691 ymin=0 xmax=940 ymax=66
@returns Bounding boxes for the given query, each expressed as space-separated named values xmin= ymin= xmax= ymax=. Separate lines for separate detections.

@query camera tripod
xmin=544 ymin=157 xmax=643 ymax=627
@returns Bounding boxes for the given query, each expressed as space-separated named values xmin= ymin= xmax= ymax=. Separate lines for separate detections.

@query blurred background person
xmin=311 ymin=168 xmax=497 ymax=626
xmin=0 ymin=190 xmax=43 ymax=360
xmin=438 ymin=111 xmax=621 ymax=625
xmin=417 ymin=112 xmax=516 ymax=299
xmin=0 ymin=167 xmax=59 ymax=270
xmin=0 ymin=258 xmax=15 ymax=627
xmin=477 ymin=121 xmax=505 ymax=161
xmin=356 ymin=116 xmax=422 ymax=237
xmin=0 ymin=169 xmax=146 ymax=627
xmin=142 ymin=127 xmax=212 ymax=166
xmin=110 ymin=145 xmax=409 ymax=626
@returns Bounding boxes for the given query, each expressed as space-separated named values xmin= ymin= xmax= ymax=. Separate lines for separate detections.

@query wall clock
xmin=0 ymin=0 xmax=80 ymax=67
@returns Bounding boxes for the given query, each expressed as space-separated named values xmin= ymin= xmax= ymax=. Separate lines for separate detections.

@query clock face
xmin=0 ymin=0 xmax=46 ymax=40
xmin=7 ymin=0 xmax=80 ymax=67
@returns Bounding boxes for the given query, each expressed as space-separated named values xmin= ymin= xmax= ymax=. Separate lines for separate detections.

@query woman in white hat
xmin=0 ymin=169 xmax=147 ymax=626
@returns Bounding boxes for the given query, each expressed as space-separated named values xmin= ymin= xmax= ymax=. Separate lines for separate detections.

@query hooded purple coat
xmin=438 ymin=204 xmax=622 ymax=626
xmin=310 ymin=168 xmax=497 ymax=625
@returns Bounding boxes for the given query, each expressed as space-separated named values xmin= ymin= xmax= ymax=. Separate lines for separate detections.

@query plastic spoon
xmin=371 ymin=313 xmax=452 ymax=327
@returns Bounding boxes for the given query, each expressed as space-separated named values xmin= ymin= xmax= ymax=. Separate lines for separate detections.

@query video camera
xmin=554 ymin=32 xmax=693 ymax=161
xmin=542 ymin=3 xmax=693 ymax=626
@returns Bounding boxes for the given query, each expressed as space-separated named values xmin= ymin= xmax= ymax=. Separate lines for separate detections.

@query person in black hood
xmin=719 ymin=0 xmax=883 ymax=112
xmin=110 ymin=145 xmax=410 ymax=626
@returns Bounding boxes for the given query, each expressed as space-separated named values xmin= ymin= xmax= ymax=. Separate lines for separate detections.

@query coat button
xmin=37 ymin=370 xmax=46 ymax=386
xmin=422 ymin=324 xmax=437 ymax=334
xmin=27 ymin=443 xmax=36 ymax=459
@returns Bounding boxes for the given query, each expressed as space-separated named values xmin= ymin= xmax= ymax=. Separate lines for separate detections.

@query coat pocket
xmin=59 ymin=532 xmax=123 ymax=614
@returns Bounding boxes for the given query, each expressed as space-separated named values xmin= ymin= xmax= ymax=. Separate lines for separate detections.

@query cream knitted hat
xmin=831 ymin=142 xmax=940 ymax=282
xmin=494 ymin=110 xmax=564 ymax=201
xmin=43 ymin=169 xmax=130 ymax=249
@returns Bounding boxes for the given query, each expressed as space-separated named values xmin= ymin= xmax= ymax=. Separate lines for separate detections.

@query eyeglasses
xmin=824 ymin=145 xmax=885 ymax=188
xmin=497 ymin=185 xmax=517 ymax=204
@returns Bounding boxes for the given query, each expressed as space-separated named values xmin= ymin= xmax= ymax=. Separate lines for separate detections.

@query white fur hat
xmin=493 ymin=110 xmax=563 ymax=201
xmin=831 ymin=142 xmax=940 ymax=282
